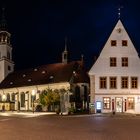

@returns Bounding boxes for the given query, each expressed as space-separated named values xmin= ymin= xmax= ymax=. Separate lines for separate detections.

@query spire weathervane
xmin=64 ymin=37 xmax=67 ymax=52
xmin=118 ymin=6 xmax=123 ymax=19
xmin=0 ymin=7 xmax=7 ymax=31
xmin=2 ymin=7 xmax=5 ymax=19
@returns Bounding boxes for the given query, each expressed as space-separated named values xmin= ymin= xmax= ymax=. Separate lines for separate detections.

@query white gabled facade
xmin=89 ymin=20 xmax=140 ymax=114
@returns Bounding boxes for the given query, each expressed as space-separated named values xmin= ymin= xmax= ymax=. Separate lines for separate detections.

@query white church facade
xmin=89 ymin=20 xmax=140 ymax=114
xmin=0 ymin=10 xmax=89 ymax=114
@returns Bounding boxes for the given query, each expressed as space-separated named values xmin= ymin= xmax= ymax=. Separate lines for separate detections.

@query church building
xmin=89 ymin=19 xmax=140 ymax=114
xmin=0 ymin=9 xmax=89 ymax=114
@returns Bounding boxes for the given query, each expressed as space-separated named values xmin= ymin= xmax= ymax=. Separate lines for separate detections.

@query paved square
xmin=0 ymin=114 xmax=140 ymax=140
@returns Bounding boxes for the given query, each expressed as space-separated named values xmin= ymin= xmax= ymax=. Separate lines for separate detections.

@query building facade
xmin=89 ymin=20 xmax=140 ymax=114
xmin=0 ymin=11 xmax=89 ymax=114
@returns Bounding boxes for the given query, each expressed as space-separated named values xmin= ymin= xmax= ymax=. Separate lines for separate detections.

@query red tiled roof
xmin=0 ymin=61 xmax=89 ymax=89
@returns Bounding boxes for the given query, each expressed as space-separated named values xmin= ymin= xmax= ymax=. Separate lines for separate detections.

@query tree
xmin=39 ymin=88 xmax=71 ymax=112
xmin=39 ymin=88 xmax=60 ymax=111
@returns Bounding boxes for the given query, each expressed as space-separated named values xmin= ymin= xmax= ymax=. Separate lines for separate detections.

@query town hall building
xmin=89 ymin=19 xmax=140 ymax=114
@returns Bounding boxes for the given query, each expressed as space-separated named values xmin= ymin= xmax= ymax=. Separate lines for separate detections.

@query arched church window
xmin=11 ymin=93 xmax=15 ymax=101
xmin=21 ymin=92 xmax=25 ymax=107
xmin=31 ymin=94 xmax=36 ymax=107
xmin=7 ymin=93 xmax=10 ymax=102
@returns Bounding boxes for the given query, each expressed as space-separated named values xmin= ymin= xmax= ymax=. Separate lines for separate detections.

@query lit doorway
xmin=115 ymin=97 xmax=123 ymax=112
xmin=96 ymin=101 xmax=102 ymax=113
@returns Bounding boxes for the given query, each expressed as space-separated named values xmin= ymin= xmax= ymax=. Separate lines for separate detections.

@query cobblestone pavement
xmin=0 ymin=114 xmax=140 ymax=140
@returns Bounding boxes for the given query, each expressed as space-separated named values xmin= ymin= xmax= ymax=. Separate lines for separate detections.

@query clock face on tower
xmin=117 ymin=28 xmax=122 ymax=33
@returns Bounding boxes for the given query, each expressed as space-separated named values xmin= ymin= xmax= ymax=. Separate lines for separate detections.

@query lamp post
xmin=2 ymin=94 xmax=6 ymax=112
xmin=32 ymin=90 xmax=36 ymax=113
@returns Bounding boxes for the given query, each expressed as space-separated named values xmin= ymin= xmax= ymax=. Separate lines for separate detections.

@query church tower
xmin=62 ymin=38 xmax=68 ymax=64
xmin=0 ymin=8 xmax=14 ymax=82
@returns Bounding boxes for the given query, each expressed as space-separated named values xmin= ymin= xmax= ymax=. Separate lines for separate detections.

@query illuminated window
xmin=127 ymin=97 xmax=134 ymax=110
xmin=131 ymin=77 xmax=138 ymax=89
xmin=100 ymin=77 xmax=107 ymax=89
xmin=122 ymin=57 xmax=128 ymax=67
xmin=122 ymin=40 xmax=128 ymax=46
xmin=110 ymin=77 xmax=117 ymax=89
xmin=110 ymin=57 xmax=117 ymax=67
xmin=6 ymin=93 xmax=10 ymax=102
xmin=121 ymin=77 xmax=128 ymax=88
xmin=103 ymin=97 xmax=111 ymax=109
xmin=31 ymin=94 xmax=36 ymax=107
xmin=11 ymin=93 xmax=15 ymax=101
xmin=111 ymin=40 xmax=117 ymax=46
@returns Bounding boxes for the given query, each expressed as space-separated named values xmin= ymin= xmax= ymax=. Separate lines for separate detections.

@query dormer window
xmin=50 ymin=76 xmax=54 ymax=79
xmin=28 ymin=79 xmax=31 ymax=82
xmin=34 ymin=68 xmax=38 ymax=71
xmin=42 ymin=71 xmax=46 ymax=74
xmin=10 ymin=82 xmax=13 ymax=85
xmin=122 ymin=40 xmax=128 ymax=46
xmin=49 ymin=76 xmax=54 ymax=83
xmin=111 ymin=40 xmax=117 ymax=46
xmin=23 ymin=74 xmax=26 ymax=77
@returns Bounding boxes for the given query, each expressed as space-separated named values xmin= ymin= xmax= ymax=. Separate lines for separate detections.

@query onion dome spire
xmin=0 ymin=7 xmax=7 ymax=31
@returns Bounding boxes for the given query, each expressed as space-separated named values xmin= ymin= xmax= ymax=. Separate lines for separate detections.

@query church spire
xmin=0 ymin=7 xmax=14 ymax=83
xmin=0 ymin=7 xmax=7 ymax=31
xmin=62 ymin=37 xmax=68 ymax=64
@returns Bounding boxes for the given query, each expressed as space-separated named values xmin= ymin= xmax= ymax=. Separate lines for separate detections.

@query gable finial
xmin=118 ymin=5 xmax=123 ymax=19
xmin=64 ymin=37 xmax=67 ymax=52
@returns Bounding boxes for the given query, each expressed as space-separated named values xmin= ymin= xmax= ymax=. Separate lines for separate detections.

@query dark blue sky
xmin=1 ymin=0 xmax=140 ymax=70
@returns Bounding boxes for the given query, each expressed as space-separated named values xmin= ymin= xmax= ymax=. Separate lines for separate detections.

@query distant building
xmin=89 ymin=20 xmax=140 ymax=114
xmin=0 ymin=10 xmax=89 ymax=114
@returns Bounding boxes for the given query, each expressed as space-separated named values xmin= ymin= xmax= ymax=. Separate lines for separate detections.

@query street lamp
xmin=2 ymin=94 xmax=6 ymax=112
xmin=32 ymin=90 xmax=36 ymax=113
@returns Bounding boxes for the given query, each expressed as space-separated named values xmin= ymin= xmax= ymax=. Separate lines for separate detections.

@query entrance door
xmin=115 ymin=98 xmax=123 ymax=112
xmin=96 ymin=101 xmax=102 ymax=113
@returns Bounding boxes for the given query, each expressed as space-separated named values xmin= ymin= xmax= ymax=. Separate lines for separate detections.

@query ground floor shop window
xmin=103 ymin=97 xmax=111 ymax=109
xmin=127 ymin=97 xmax=134 ymax=110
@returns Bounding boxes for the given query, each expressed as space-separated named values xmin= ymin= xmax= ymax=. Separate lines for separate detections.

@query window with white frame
xmin=131 ymin=77 xmax=138 ymax=89
xmin=103 ymin=97 xmax=111 ymax=109
xmin=110 ymin=57 xmax=117 ymax=67
xmin=127 ymin=97 xmax=134 ymax=109
xmin=121 ymin=77 xmax=128 ymax=88
xmin=110 ymin=77 xmax=117 ymax=89
xmin=122 ymin=57 xmax=128 ymax=67
xmin=100 ymin=77 xmax=107 ymax=89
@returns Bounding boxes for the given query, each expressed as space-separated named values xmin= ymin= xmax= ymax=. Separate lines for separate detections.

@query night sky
xmin=1 ymin=0 xmax=140 ymax=70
